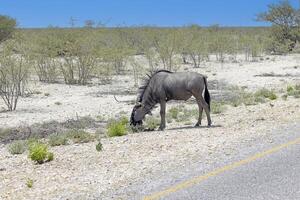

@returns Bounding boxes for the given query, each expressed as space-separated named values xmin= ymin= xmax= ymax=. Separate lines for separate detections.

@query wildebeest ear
xmin=135 ymin=102 xmax=142 ymax=107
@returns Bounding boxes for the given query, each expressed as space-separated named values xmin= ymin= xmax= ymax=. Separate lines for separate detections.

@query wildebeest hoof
xmin=194 ymin=123 xmax=200 ymax=127
xmin=159 ymin=127 xmax=165 ymax=131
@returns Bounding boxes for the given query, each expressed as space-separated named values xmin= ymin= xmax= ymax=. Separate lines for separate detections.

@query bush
xmin=28 ymin=142 xmax=53 ymax=164
xmin=107 ymin=119 xmax=128 ymax=137
xmin=48 ymin=134 xmax=68 ymax=146
xmin=66 ymin=130 xmax=95 ymax=143
xmin=7 ymin=140 xmax=27 ymax=155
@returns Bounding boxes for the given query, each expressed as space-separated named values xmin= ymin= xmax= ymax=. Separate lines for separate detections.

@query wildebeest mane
xmin=136 ymin=69 xmax=172 ymax=102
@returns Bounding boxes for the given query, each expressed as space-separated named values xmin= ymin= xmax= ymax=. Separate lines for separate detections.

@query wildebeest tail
xmin=203 ymin=76 xmax=211 ymax=111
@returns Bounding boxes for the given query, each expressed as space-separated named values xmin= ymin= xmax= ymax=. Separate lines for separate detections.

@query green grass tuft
xmin=28 ymin=142 xmax=54 ymax=164
xmin=107 ymin=119 xmax=128 ymax=137
xmin=26 ymin=178 xmax=34 ymax=188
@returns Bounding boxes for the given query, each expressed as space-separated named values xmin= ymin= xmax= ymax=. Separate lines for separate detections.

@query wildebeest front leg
xmin=195 ymin=100 xmax=203 ymax=127
xmin=159 ymin=100 xmax=166 ymax=130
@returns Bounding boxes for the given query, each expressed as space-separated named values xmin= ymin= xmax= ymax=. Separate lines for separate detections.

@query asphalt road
xmin=142 ymin=123 xmax=300 ymax=200
xmin=164 ymin=137 xmax=300 ymax=200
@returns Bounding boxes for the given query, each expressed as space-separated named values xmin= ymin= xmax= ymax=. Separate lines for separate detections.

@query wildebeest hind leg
xmin=194 ymin=94 xmax=212 ymax=126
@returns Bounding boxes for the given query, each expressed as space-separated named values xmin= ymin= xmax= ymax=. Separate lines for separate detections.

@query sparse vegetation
xmin=168 ymin=107 xmax=180 ymax=120
xmin=0 ymin=117 xmax=100 ymax=143
xmin=144 ymin=116 xmax=160 ymax=131
xmin=286 ymin=84 xmax=300 ymax=98
xmin=48 ymin=134 xmax=68 ymax=146
xmin=66 ymin=130 xmax=95 ymax=143
xmin=254 ymin=88 xmax=277 ymax=100
xmin=211 ymin=102 xmax=227 ymax=114
xmin=7 ymin=140 xmax=27 ymax=155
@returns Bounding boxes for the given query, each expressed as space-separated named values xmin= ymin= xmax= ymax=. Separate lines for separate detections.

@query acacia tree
xmin=0 ymin=35 xmax=29 ymax=111
xmin=152 ymin=29 xmax=181 ymax=71
xmin=257 ymin=0 xmax=300 ymax=53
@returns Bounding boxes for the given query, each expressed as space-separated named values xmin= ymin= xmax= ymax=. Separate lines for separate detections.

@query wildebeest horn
xmin=114 ymin=95 xmax=136 ymax=105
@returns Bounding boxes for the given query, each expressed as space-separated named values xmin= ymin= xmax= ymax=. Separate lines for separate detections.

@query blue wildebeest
xmin=130 ymin=70 xmax=211 ymax=130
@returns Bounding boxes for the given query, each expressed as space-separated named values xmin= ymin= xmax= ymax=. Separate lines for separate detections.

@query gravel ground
xmin=1 ymin=98 xmax=299 ymax=199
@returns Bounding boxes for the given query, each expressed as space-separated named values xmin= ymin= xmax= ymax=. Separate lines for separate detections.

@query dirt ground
xmin=0 ymin=54 xmax=300 ymax=199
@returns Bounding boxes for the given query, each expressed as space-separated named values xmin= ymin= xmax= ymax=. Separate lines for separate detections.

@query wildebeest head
xmin=130 ymin=102 xmax=149 ymax=126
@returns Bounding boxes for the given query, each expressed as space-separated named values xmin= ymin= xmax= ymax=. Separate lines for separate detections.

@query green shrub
xmin=28 ymin=142 xmax=53 ymax=164
xmin=144 ymin=116 xmax=160 ymax=131
xmin=7 ymin=140 xmax=27 ymax=155
xmin=66 ymin=130 xmax=95 ymax=143
xmin=107 ymin=119 xmax=127 ymax=137
xmin=48 ymin=134 xmax=68 ymax=146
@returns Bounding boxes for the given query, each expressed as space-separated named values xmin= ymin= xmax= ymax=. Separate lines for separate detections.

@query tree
xmin=257 ymin=0 xmax=299 ymax=53
xmin=84 ymin=20 xmax=95 ymax=28
xmin=0 ymin=15 xmax=16 ymax=43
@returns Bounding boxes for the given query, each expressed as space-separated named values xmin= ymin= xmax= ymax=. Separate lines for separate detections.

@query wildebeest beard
xmin=130 ymin=105 xmax=143 ymax=126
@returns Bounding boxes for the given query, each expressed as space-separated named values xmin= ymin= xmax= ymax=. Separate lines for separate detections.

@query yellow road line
xmin=144 ymin=136 xmax=300 ymax=200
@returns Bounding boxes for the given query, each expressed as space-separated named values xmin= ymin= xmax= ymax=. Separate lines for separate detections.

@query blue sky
xmin=0 ymin=0 xmax=299 ymax=28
